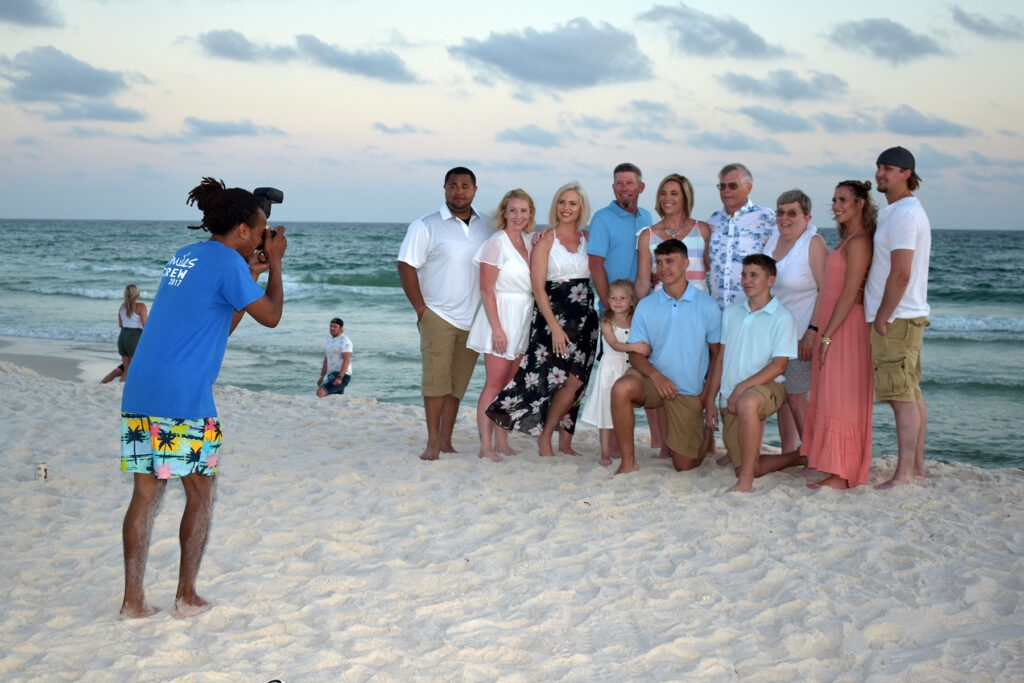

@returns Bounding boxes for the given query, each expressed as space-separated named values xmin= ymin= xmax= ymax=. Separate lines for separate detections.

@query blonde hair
xmin=493 ymin=188 xmax=536 ymax=233
xmin=602 ymin=279 xmax=637 ymax=324
xmin=548 ymin=181 xmax=591 ymax=230
xmin=122 ymin=284 xmax=140 ymax=318
xmin=655 ymin=174 xmax=695 ymax=218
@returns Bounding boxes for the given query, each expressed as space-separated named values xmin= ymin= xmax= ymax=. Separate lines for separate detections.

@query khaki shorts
xmin=418 ymin=308 xmax=478 ymax=399
xmin=626 ymin=369 xmax=703 ymax=459
xmin=722 ymin=381 xmax=786 ymax=468
xmin=871 ymin=317 xmax=928 ymax=403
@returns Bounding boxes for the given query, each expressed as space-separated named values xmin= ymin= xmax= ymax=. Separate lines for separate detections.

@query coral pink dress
xmin=801 ymin=246 xmax=873 ymax=486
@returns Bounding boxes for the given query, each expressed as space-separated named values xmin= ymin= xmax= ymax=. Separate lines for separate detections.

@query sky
xmin=1 ymin=0 xmax=1023 ymax=228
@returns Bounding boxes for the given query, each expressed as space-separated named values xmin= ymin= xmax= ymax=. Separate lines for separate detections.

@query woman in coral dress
xmin=802 ymin=180 xmax=877 ymax=488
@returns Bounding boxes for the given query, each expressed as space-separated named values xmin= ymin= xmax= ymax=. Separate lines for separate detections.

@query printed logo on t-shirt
xmin=163 ymin=252 xmax=198 ymax=287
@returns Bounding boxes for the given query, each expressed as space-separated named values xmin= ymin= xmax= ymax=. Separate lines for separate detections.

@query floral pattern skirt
xmin=486 ymin=278 xmax=599 ymax=437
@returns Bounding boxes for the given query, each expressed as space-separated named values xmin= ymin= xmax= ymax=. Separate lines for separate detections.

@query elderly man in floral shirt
xmin=706 ymin=163 xmax=776 ymax=309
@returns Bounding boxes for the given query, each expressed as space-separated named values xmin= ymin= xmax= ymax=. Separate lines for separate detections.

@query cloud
xmin=828 ymin=19 xmax=946 ymax=64
xmin=738 ymin=106 xmax=813 ymax=133
xmin=450 ymin=18 xmax=651 ymax=88
xmin=0 ymin=46 xmax=128 ymax=102
xmin=43 ymin=100 xmax=146 ymax=122
xmin=296 ymin=34 xmax=417 ymax=83
xmin=15 ymin=135 xmax=42 ymax=146
xmin=952 ymin=6 xmax=1024 ymax=40
xmin=197 ymin=30 xmax=296 ymax=62
xmin=967 ymin=150 xmax=1024 ymax=169
xmin=0 ymin=0 xmax=62 ymax=27
xmin=912 ymin=143 xmax=963 ymax=170
xmin=67 ymin=127 xmax=116 ymax=139
xmin=883 ymin=105 xmax=975 ymax=137
xmin=0 ymin=45 xmax=147 ymax=121
xmin=373 ymin=122 xmax=429 ymax=135
xmin=687 ymin=130 xmax=785 ymax=154
xmin=638 ymin=3 xmax=785 ymax=58
xmin=814 ymin=112 xmax=877 ymax=134
xmin=998 ymin=129 xmax=1020 ymax=138
xmin=133 ymin=117 xmax=284 ymax=144
xmin=719 ymin=69 xmax=847 ymax=100
xmin=573 ymin=115 xmax=618 ymax=132
xmin=495 ymin=124 xmax=562 ymax=148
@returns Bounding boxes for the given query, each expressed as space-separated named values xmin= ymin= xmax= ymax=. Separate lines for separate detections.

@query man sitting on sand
xmin=612 ymin=239 xmax=720 ymax=474
xmin=317 ymin=317 xmax=352 ymax=396
xmin=704 ymin=254 xmax=802 ymax=492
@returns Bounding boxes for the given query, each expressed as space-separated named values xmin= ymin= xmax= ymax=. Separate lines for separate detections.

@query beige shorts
xmin=418 ymin=308 xmax=478 ymax=399
xmin=626 ymin=368 xmax=703 ymax=459
xmin=722 ymin=381 xmax=786 ymax=468
xmin=871 ymin=317 xmax=928 ymax=403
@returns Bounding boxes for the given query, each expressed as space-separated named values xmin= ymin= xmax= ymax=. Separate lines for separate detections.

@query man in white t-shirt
xmin=397 ymin=167 xmax=492 ymax=461
xmin=317 ymin=317 xmax=353 ymax=396
xmin=864 ymin=146 xmax=931 ymax=488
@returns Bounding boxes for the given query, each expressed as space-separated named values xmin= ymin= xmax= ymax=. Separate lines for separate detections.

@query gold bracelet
xmin=820 ymin=336 xmax=832 ymax=345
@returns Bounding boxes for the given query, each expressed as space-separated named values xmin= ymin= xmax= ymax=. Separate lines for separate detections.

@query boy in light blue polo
xmin=705 ymin=254 xmax=803 ymax=492
xmin=612 ymin=239 xmax=720 ymax=474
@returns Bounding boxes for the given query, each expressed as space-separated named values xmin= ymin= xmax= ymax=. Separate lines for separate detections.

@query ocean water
xmin=2 ymin=219 xmax=1022 ymax=470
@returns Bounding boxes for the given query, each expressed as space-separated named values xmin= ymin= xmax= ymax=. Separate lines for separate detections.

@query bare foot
xmin=538 ymin=438 xmax=555 ymax=457
xmin=715 ymin=454 xmax=732 ymax=467
xmin=599 ymin=456 xmax=612 ymax=467
xmin=559 ymin=445 xmax=581 ymax=456
xmin=727 ymin=481 xmax=753 ymax=493
xmin=808 ymin=474 xmax=848 ymax=490
xmin=173 ymin=596 xmax=211 ymax=619
xmin=478 ymin=448 xmax=504 ymax=463
xmin=119 ymin=602 xmax=160 ymax=619
xmin=875 ymin=475 xmax=915 ymax=489
xmin=657 ymin=445 xmax=671 ymax=459
xmin=419 ymin=446 xmax=440 ymax=461
xmin=440 ymin=442 xmax=458 ymax=454
xmin=615 ymin=461 xmax=638 ymax=474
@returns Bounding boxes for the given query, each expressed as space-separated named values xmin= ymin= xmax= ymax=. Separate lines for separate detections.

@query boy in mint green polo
xmin=705 ymin=254 xmax=803 ymax=492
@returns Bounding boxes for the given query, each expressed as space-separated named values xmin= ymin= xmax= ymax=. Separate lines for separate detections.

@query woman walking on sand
xmin=117 ymin=284 xmax=147 ymax=381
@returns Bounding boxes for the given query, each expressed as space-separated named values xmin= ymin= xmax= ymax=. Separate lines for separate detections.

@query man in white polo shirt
xmin=398 ymin=167 xmax=492 ymax=461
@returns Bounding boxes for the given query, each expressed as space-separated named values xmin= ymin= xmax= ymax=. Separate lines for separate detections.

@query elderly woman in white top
xmin=763 ymin=189 xmax=827 ymax=453
xmin=467 ymin=189 xmax=536 ymax=463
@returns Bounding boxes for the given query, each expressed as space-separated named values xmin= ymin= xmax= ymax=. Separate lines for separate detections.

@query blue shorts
xmin=120 ymin=413 xmax=221 ymax=478
xmin=321 ymin=372 xmax=351 ymax=395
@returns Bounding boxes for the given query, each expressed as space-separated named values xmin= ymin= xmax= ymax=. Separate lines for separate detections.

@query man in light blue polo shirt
xmin=705 ymin=253 xmax=803 ymax=492
xmin=588 ymin=162 xmax=653 ymax=312
xmin=612 ymin=239 xmax=720 ymax=474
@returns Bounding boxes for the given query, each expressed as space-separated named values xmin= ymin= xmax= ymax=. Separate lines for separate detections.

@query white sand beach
xmin=1 ymin=342 xmax=1023 ymax=681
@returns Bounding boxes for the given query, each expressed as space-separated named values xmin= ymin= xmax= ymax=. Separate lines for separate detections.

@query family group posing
xmin=397 ymin=148 xmax=931 ymax=495
xmin=113 ymin=148 xmax=929 ymax=617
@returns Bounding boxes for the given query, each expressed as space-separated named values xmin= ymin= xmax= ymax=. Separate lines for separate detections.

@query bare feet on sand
xmin=173 ymin=595 xmax=211 ymax=619
xmin=478 ymin=448 xmax=504 ymax=463
xmin=808 ymin=474 xmax=848 ymax=490
xmin=440 ymin=442 xmax=458 ymax=454
xmin=419 ymin=447 xmax=440 ymax=461
xmin=716 ymin=454 xmax=732 ymax=467
xmin=875 ymin=475 xmax=915 ymax=489
xmin=615 ymin=461 xmax=638 ymax=475
xmin=727 ymin=481 xmax=753 ymax=493
xmin=119 ymin=602 xmax=160 ymax=619
xmin=599 ymin=456 xmax=612 ymax=467
xmin=559 ymin=445 xmax=581 ymax=456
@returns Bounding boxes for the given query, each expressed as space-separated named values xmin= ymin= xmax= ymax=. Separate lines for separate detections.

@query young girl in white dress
xmin=581 ymin=279 xmax=650 ymax=466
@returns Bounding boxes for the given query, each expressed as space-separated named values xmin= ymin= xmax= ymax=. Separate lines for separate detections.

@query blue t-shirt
xmin=587 ymin=201 xmax=653 ymax=284
xmin=122 ymin=240 xmax=266 ymax=418
xmin=630 ymin=285 xmax=721 ymax=396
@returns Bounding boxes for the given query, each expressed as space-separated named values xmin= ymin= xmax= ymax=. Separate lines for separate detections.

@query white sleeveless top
xmin=120 ymin=305 xmax=143 ymax=329
xmin=763 ymin=225 xmax=818 ymax=331
xmin=547 ymin=232 xmax=590 ymax=281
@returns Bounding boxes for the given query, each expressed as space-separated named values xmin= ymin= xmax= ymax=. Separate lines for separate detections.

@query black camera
xmin=254 ymin=187 xmax=284 ymax=262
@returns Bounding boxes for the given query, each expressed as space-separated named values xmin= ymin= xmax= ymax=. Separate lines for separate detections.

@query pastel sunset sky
xmin=2 ymin=0 xmax=1022 ymax=228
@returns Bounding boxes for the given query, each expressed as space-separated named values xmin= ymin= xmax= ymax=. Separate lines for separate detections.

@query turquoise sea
xmin=2 ymin=219 xmax=1022 ymax=470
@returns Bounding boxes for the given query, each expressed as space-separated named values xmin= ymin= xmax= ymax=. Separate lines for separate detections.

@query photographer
xmin=118 ymin=177 xmax=286 ymax=619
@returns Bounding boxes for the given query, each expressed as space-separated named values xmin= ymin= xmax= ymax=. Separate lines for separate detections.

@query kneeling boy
xmin=705 ymin=254 xmax=802 ymax=492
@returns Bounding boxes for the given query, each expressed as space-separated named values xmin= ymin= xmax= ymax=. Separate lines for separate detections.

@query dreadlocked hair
xmin=186 ymin=177 xmax=261 ymax=235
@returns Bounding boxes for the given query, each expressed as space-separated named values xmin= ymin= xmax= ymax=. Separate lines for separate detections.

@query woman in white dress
xmin=763 ymin=189 xmax=827 ymax=453
xmin=467 ymin=189 xmax=536 ymax=462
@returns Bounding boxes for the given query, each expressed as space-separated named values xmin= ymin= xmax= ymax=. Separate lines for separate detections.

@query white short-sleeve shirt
xmin=397 ymin=203 xmax=493 ymax=330
xmin=325 ymin=333 xmax=353 ymax=375
xmin=865 ymin=196 xmax=931 ymax=322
